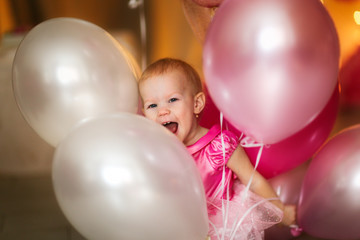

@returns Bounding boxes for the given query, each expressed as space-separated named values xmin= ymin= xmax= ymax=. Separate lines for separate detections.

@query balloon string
xmin=238 ymin=134 xmax=264 ymax=204
xmin=220 ymin=112 xmax=230 ymax=240
xmin=128 ymin=0 xmax=147 ymax=70
xmin=208 ymin=218 xmax=221 ymax=240
xmin=241 ymin=144 xmax=263 ymax=204
xmin=231 ymin=132 xmax=267 ymax=238
xmin=229 ymin=197 xmax=280 ymax=240
xmin=217 ymin=115 xmax=280 ymax=239
xmin=215 ymin=117 xmax=287 ymax=239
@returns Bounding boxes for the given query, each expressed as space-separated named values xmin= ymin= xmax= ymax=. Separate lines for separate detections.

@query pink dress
xmin=187 ymin=125 xmax=283 ymax=240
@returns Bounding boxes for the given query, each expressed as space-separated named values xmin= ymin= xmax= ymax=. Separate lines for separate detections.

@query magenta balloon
xmin=199 ymin=86 xmax=222 ymax=128
xmin=203 ymin=0 xmax=340 ymax=144
xmin=339 ymin=46 xmax=360 ymax=107
xmin=245 ymin=86 xmax=339 ymax=179
xmin=298 ymin=125 xmax=360 ymax=240
xmin=199 ymin=85 xmax=239 ymax=130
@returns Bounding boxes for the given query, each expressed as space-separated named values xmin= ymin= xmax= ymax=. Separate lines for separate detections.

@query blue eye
xmin=169 ymin=98 xmax=178 ymax=103
xmin=147 ymin=103 xmax=157 ymax=109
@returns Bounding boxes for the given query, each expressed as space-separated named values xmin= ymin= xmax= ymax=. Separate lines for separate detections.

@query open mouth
xmin=162 ymin=122 xmax=178 ymax=134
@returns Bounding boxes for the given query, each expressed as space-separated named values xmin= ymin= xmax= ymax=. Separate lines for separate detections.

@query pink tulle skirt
xmin=207 ymin=180 xmax=283 ymax=240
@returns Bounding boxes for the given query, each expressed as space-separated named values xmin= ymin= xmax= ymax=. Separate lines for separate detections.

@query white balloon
xmin=12 ymin=17 xmax=140 ymax=147
xmin=52 ymin=113 xmax=209 ymax=240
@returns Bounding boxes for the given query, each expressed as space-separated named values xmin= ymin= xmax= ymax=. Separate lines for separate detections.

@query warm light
xmin=354 ymin=11 xmax=360 ymax=25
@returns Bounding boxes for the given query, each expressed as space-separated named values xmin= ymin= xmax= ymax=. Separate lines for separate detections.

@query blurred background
xmin=0 ymin=0 xmax=204 ymax=175
xmin=0 ymin=0 xmax=359 ymax=239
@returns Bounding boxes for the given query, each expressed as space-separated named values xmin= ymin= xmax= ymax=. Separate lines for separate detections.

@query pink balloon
xmin=265 ymin=162 xmax=309 ymax=240
xmin=245 ymin=86 xmax=339 ymax=178
xmin=269 ymin=161 xmax=309 ymax=205
xmin=298 ymin=124 xmax=360 ymax=239
xmin=203 ymin=0 xmax=340 ymax=144
xmin=191 ymin=0 xmax=223 ymax=8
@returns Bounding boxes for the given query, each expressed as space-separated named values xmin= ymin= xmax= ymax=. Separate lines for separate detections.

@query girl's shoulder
xmin=188 ymin=125 xmax=240 ymax=158
xmin=204 ymin=126 xmax=240 ymax=169
xmin=210 ymin=127 xmax=240 ymax=153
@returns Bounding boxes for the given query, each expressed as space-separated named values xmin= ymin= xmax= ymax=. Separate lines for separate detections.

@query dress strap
xmin=187 ymin=125 xmax=221 ymax=155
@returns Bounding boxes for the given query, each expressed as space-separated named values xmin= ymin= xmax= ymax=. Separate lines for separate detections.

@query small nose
xmin=158 ymin=106 xmax=170 ymax=116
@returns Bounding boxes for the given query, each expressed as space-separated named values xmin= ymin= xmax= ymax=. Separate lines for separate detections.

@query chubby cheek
xmin=143 ymin=110 xmax=157 ymax=122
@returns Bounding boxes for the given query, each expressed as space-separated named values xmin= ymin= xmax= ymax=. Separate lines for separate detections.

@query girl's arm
xmin=226 ymin=146 xmax=296 ymax=226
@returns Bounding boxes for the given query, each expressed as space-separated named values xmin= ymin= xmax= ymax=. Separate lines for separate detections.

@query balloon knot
xmin=290 ymin=225 xmax=303 ymax=237
xmin=128 ymin=0 xmax=143 ymax=9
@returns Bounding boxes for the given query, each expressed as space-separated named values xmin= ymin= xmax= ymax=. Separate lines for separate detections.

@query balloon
xmin=265 ymin=162 xmax=309 ymax=240
xmin=297 ymin=124 xmax=360 ymax=240
xmin=191 ymin=0 xmax=223 ymax=8
xmin=203 ymin=0 xmax=340 ymax=144
xmin=339 ymin=47 xmax=360 ymax=107
xmin=12 ymin=17 xmax=140 ymax=147
xmin=244 ymin=86 xmax=339 ymax=178
xmin=199 ymin=85 xmax=243 ymax=137
xmin=199 ymin=86 xmax=219 ymax=128
xmin=200 ymin=85 xmax=228 ymax=128
xmin=201 ymin=84 xmax=339 ymax=178
xmin=52 ymin=113 xmax=209 ymax=240
xmin=269 ymin=161 xmax=309 ymax=206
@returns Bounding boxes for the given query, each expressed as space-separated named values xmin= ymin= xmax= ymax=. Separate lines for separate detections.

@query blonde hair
xmin=139 ymin=58 xmax=203 ymax=95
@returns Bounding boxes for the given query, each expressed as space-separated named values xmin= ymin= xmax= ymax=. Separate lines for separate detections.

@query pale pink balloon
xmin=298 ymin=125 xmax=360 ymax=239
xmin=203 ymin=0 xmax=340 ymax=144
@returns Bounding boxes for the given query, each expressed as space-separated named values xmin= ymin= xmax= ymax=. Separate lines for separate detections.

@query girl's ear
xmin=194 ymin=92 xmax=206 ymax=114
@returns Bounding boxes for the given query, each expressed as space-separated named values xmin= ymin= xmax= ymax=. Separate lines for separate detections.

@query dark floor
xmin=0 ymin=174 xmax=86 ymax=240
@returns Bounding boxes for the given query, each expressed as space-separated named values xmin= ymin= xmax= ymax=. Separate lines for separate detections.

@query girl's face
xmin=140 ymin=70 xmax=201 ymax=146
